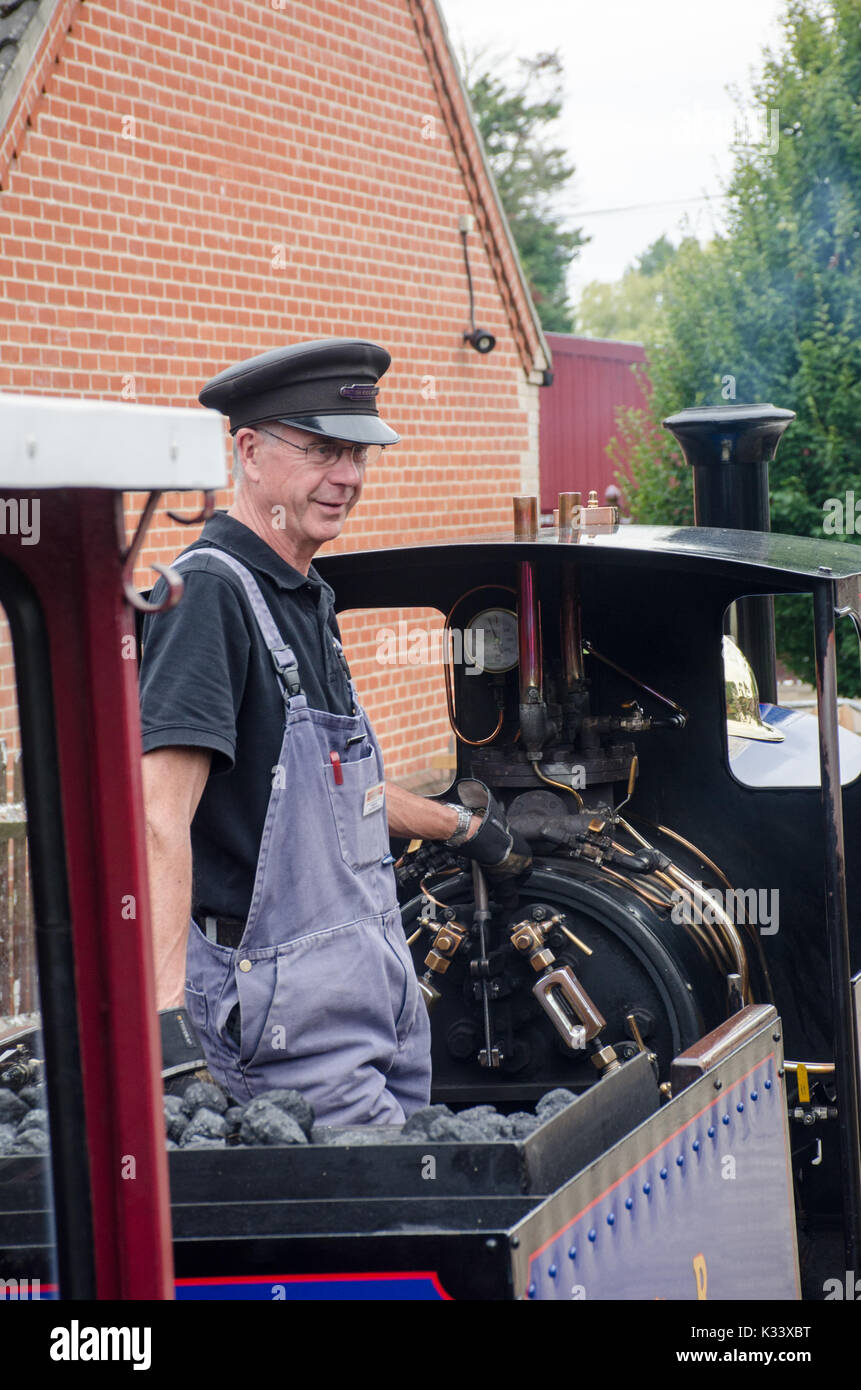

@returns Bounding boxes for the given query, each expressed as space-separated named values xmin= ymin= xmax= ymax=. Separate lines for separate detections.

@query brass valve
xmin=423 ymin=918 xmax=467 ymax=975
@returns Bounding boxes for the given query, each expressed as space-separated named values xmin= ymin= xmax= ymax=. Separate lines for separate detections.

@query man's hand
xmin=450 ymin=779 xmax=532 ymax=880
xmin=141 ymin=747 xmax=212 ymax=1010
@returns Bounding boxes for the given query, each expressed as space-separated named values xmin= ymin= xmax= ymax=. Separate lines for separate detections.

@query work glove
xmin=159 ymin=1007 xmax=211 ymax=1092
xmin=452 ymin=779 xmax=532 ymax=880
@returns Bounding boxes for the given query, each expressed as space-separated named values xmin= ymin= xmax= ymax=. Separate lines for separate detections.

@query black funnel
xmin=663 ymin=403 xmax=796 ymax=704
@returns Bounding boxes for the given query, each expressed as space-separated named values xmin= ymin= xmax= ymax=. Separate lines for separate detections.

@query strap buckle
xmin=270 ymin=645 xmax=302 ymax=696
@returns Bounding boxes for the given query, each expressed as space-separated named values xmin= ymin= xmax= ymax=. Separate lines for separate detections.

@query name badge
xmin=363 ymin=782 xmax=385 ymax=817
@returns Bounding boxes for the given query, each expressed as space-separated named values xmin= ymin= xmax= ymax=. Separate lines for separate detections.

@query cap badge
xmin=339 ymin=383 xmax=379 ymax=400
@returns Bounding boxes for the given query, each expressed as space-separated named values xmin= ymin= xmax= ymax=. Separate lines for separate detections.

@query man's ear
xmin=234 ymin=427 xmax=260 ymax=480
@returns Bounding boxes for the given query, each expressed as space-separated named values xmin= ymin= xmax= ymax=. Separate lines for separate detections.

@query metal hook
xmin=165 ymin=489 xmax=218 ymax=526
xmin=123 ymin=562 xmax=184 ymax=614
xmin=120 ymin=490 xmax=185 ymax=614
xmin=811 ymin=1137 xmax=823 ymax=1166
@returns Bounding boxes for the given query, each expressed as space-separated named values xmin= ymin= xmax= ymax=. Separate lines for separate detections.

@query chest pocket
xmin=323 ymin=747 xmax=390 ymax=872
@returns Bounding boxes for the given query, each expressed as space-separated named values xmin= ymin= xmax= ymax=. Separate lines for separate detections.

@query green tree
xmin=613 ymin=0 xmax=861 ymax=692
xmin=577 ymin=236 xmax=696 ymax=343
xmin=465 ymin=51 xmax=587 ymax=332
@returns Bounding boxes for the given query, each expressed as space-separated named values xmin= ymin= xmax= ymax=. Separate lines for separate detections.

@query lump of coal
xmin=535 ymin=1088 xmax=576 ymax=1122
xmin=400 ymin=1104 xmax=454 ymax=1139
xmin=253 ymin=1089 xmax=314 ymax=1139
xmin=0 ymin=1123 xmax=18 ymax=1154
xmin=316 ymin=1126 xmax=405 ymax=1147
xmin=239 ymin=1102 xmax=307 ymax=1147
xmin=180 ymin=1136 xmax=226 ymax=1150
xmin=17 ymin=1108 xmax=47 ymax=1132
xmin=508 ymin=1111 xmax=539 ymax=1139
xmin=224 ymin=1106 xmax=244 ymax=1132
xmin=19 ymin=1085 xmax=47 ymax=1110
xmin=11 ymin=1128 xmax=48 ymax=1154
xmin=163 ymin=1095 xmax=188 ymax=1144
xmin=180 ymin=1107 xmax=229 ymax=1145
xmin=180 ymin=1079 xmax=229 ymax=1117
xmin=0 ymin=1089 xmax=28 ymax=1124
xmin=426 ymin=1114 xmax=478 ymax=1142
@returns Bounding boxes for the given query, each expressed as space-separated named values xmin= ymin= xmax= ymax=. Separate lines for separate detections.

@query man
xmin=140 ymin=338 xmax=528 ymax=1126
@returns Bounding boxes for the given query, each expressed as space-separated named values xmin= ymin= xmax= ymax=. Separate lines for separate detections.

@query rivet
xmin=548 ymin=1263 xmax=557 ymax=1278
xmin=778 ymin=1068 xmax=784 ymax=1078
xmin=772 ymin=1032 xmax=781 ymax=1042
xmin=510 ymin=1236 xmax=520 ymax=1249
xmin=751 ymin=1091 xmax=758 ymax=1101
xmin=764 ymin=1079 xmax=772 ymax=1090
xmin=528 ymin=1282 xmax=536 ymax=1299
xmin=588 ymin=1229 xmax=597 ymax=1242
xmin=643 ymin=1182 xmax=651 ymax=1195
xmin=692 ymin=1140 xmax=700 ymax=1152
xmin=713 ymin=1079 xmax=722 ymax=1090
xmin=722 ymin=1114 xmax=730 ymax=1125
xmin=676 ymin=1154 xmax=684 ymax=1166
xmin=568 ymin=1246 xmax=577 ymax=1260
xmin=625 ymin=1197 xmax=633 ymax=1210
xmin=238 ymin=958 xmax=253 ymax=972
xmin=708 ymin=1126 xmax=716 ymax=1138
xmin=737 ymin=1102 xmax=744 ymax=1113
xmin=606 ymin=1213 xmax=615 ymax=1226
xmin=660 ymin=1167 xmax=668 ymax=1180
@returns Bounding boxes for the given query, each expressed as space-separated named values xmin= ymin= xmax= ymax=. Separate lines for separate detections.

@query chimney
xmin=662 ymin=403 xmax=795 ymax=704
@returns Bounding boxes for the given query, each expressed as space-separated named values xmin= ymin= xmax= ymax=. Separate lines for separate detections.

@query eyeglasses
xmin=257 ymin=427 xmax=383 ymax=469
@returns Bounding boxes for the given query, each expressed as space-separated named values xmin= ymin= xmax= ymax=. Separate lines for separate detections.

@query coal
xmin=0 ymin=1123 xmax=17 ymax=1155
xmin=11 ymin=1128 xmax=48 ymax=1154
xmin=163 ymin=1096 xmax=188 ymax=1144
xmin=535 ymin=1088 xmax=576 ymax=1120
xmin=239 ymin=1103 xmax=308 ymax=1147
xmin=224 ymin=1106 xmax=244 ymax=1132
xmin=180 ymin=1107 xmax=229 ymax=1146
xmin=243 ymin=1088 xmax=314 ymax=1138
xmin=180 ymin=1080 xmax=229 ymax=1117
xmin=180 ymin=1136 xmax=226 ymax=1150
xmin=508 ymin=1111 xmax=540 ymax=1139
xmin=0 ymin=1089 xmax=28 ymax=1124
xmin=19 ymin=1085 xmax=46 ymax=1110
xmin=315 ymin=1126 xmax=406 ymax=1147
xmin=400 ymin=1104 xmax=454 ymax=1139
xmin=16 ymin=1108 xmax=47 ymax=1132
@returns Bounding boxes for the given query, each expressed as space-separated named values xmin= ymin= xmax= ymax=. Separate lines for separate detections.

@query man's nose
xmin=328 ymin=449 xmax=363 ymax=485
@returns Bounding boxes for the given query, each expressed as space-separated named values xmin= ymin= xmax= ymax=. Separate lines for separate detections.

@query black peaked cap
xmin=198 ymin=338 xmax=400 ymax=445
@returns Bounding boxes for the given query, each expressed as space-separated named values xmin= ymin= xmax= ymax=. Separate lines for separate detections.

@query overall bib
xmin=172 ymin=548 xmax=431 ymax=1125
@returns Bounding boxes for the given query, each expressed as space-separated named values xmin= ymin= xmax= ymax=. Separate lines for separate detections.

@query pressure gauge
xmin=465 ymin=608 xmax=519 ymax=673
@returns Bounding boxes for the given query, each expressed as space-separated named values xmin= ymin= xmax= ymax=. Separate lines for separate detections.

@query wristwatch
xmin=444 ymin=803 xmax=475 ymax=847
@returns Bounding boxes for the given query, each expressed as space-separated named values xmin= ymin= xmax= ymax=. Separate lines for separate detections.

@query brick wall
xmin=0 ymin=0 xmax=541 ymax=784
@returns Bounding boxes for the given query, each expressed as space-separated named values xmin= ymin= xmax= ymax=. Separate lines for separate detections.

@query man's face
xmin=238 ymin=422 xmax=366 ymax=556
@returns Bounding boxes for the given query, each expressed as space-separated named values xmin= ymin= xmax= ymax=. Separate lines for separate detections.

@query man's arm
xmin=142 ymin=747 xmax=212 ymax=1010
xmin=385 ymin=782 xmax=479 ymax=843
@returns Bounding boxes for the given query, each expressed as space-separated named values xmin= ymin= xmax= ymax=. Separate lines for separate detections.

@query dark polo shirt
xmin=139 ymin=511 xmax=354 ymax=920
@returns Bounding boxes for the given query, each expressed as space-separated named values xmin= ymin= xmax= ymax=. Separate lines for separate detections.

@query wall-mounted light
xmin=459 ymin=214 xmax=497 ymax=356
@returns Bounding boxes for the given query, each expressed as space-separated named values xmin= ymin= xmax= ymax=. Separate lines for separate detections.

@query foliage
xmin=465 ymin=51 xmax=587 ymax=332
xmin=615 ymin=0 xmax=861 ymax=693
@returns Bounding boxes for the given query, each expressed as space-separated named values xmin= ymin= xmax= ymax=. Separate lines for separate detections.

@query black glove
xmin=159 ymin=1007 xmax=208 ymax=1084
xmin=452 ymin=779 xmax=532 ymax=880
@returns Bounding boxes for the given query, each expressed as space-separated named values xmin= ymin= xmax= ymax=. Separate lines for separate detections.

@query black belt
xmin=200 ymin=915 xmax=246 ymax=949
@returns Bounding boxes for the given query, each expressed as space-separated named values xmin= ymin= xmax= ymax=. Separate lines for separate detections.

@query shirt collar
xmin=188 ymin=511 xmax=335 ymax=601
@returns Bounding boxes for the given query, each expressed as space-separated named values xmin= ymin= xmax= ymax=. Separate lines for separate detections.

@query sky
xmin=438 ymin=0 xmax=790 ymax=302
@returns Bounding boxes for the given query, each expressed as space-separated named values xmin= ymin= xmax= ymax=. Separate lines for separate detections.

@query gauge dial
xmin=466 ymin=608 xmax=519 ymax=673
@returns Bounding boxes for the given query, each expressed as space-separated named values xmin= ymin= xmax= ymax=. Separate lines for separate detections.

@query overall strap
xmin=172 ymin=548 xmax=303 ymax=698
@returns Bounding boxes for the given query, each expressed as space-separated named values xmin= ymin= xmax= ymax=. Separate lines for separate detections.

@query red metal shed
xmin=540 ymin=335 xmax=649 ymax=516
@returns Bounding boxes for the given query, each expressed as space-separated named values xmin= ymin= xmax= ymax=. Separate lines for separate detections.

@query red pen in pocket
xmin=329 ymin=751 xmax=343 ymax=785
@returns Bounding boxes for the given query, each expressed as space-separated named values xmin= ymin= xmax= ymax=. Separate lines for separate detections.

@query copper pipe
xmin=558 ymin=491 xmax=581 ymax=544
xmin=533 ymin=761 xmax=584 ymax=810
xmin=518 ymin=558 xmax=542 ymax=697
xmin=560 ymin=564 xmax=585 ymax=685
xmin=442 ymin=583 xmax=516 ymax=747
xmin=513 ymin=495 xmax=538 ymax=540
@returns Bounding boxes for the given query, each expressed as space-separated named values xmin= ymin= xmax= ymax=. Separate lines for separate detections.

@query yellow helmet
xmin=723 ymin=636 xmax=785 ymax=743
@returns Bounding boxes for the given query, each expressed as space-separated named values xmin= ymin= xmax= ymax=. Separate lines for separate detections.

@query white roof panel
xmin=0 ymin=395 xmax=226 ymax=490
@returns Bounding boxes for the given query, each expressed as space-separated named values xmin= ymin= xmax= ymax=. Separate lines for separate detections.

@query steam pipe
xmin=513 ymin=497 xmax=553 ymax=757
xmin=662 ymin=403 xmax=795 ymax=703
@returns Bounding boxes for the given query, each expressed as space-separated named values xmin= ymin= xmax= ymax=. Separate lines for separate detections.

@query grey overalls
xmin=173 ymin=548 xmax=431 ymax=1125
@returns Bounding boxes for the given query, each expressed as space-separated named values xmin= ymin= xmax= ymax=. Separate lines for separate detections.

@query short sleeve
xmin=139 ymin=564 xmax=251 ymax=774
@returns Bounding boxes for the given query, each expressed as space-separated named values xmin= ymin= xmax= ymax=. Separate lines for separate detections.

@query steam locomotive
xmin=0 ymin=395 xmax=859 ymax=1301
